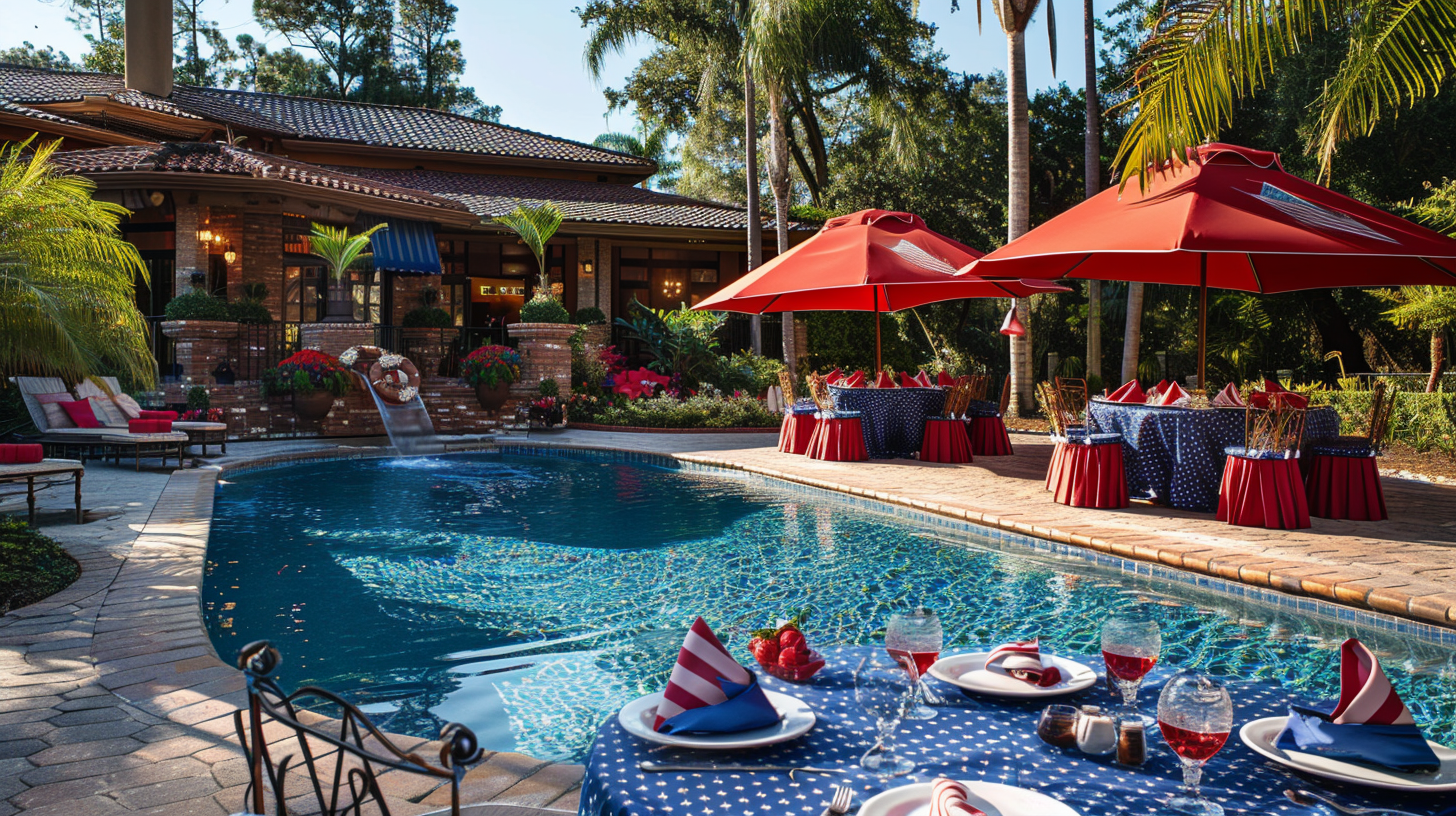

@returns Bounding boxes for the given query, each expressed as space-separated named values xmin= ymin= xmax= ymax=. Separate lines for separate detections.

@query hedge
xmin=0 ymin=516 xmax=80 ymax=614
xmin=575 ymin=394 xmax=781 ymax=429
xmin=1299 ymin=388 xmax=1456 ymax=455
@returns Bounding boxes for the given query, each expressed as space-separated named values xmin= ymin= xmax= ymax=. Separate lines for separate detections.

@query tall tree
xmin=395 ymin=0 xmax=462 ymax=109
xmin=253 ymin=0 xmax=381 ymax=98
xmin=593 ymin=121 xmax=682 ymax=190
xmin=174 ymin=0 xmax=236 ymax=86
xmin=1114 ymin=0 xmax=1456 ymax=184
xmin=1083 ymin=0 xmax=1102 ymax=384
xmin=61 ymin=0 xmax=124 ymax=73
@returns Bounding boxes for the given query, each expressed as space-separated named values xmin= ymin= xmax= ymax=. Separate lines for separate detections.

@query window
xmin=283 ymin=214 xmax=312 ymax=255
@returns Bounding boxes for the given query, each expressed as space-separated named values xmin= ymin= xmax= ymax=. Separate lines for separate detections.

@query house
xmin=0 ymin=17 xmax=794 ymax=366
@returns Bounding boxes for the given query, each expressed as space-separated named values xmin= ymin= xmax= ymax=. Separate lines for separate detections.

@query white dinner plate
xmin=617 ymin=690 xmax=815 ymax=750
xmin=1238 ymin=717 xmax=1456 ymax=792
xmin=928 ymin=652 xmax=1099 ymax=699
xmin=859 ymin=780 xmax=1081 ymax=816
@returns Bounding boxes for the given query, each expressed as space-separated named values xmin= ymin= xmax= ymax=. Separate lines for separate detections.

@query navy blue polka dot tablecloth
xmin=1086 ymin=401 xmax=1341 ymax=512
xmin=578 ymin=646 xmax=1449 ymax=816
xmin=829 ymin=387 xmax=947 ymax=459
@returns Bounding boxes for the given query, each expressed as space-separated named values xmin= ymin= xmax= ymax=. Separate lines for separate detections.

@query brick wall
xmin=507 ymin=323 xmax=575 ymax=400
xmin=242 ymin=208 xmax=284 ymax=318
xmin=174 ymin=201 xmax=204 ymax=294
xmin=300 ymin=324 xmax=375 ymax=357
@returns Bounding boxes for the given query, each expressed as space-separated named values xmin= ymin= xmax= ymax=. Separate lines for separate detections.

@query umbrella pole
xmin=1197 ymin=254 xmax=1208 ymax=392
xmin=874 ymin=288 xmax=882 ymax=372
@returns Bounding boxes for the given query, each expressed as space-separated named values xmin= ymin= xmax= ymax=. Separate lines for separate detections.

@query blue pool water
xmin=204 ymin=452 xmax=1456 ymax=763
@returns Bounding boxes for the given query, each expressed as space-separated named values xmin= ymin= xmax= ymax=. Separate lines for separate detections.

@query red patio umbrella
xmin=962 ymin=143 xmax=1456 ymax=388
xmin=694 ymin=209 xmax=1069 ymax=369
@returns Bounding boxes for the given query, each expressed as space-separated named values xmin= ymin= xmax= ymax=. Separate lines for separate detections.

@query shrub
xmin=460 ymin=345 xmax=522 ymax=388
xmin=226 ymin=299 xmax=273 ymax=324
xmin=186 ymin=385 xmax=210 ymax=411
xmin=0 ymin=516 xmax=79 ymax=614
xmin=709 ymin=351 xmax=786 ymax=396
xmin=580 ymin=394 xmax=780 ymax=429
xmin=402 ymin=306 xmax=453 ymax=328
xmin=164 ymin=290 xmax=229 ymax=321
xmin=261 ymin=350 xmax=351 ymax=397
xmin=574 ymin=306 xmax=607 ymax=325
xmin=1302 ymin=385 xmax=1456 ymax=455
xmin=518 ymin=295 xmax=571 ymax=324
xmin=538 ymin=378 xmax=560 ymax=397
xmin=615 ymin=301 xmax=726 ymax=384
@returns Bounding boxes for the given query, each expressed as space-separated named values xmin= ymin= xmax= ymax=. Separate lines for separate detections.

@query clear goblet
xmin=886 ymin=608 xmax=943 ymax=719
xmin=853 ymin=655 xmax=916 ymax=777
xmin=1157 ymin=670 xmax=1233 ymax=816
xmin=1101 ymin=610 xmax=1161 ymax=725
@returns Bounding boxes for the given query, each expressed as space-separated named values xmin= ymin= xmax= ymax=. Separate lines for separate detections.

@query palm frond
xmin=308 ymin=222 xmax=386 ymax=281
xmin=593 ymin=132 xmax=648 ymax=156
xmin=1310 ymin=0 xmax=1456 ymax=176
xmin=0 ymin=136 xmax=155 ymax=386
xmin=1111 ymin=0 xmax=1333 ymax=187
xmin=492 ymin=203 xmax=564 ymax=290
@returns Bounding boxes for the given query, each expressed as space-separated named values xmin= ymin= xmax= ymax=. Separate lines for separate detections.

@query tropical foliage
xmin=459 ymin=345 xmax=523 ymax=388
xmin=0 ymin=137 xmax=155 ymax=387
xmin=309 ymin=222 xmax=386 ymax=281
xmin=615 ymin=301 xmax=729 ymax=385
xmin=491 ymin=203 xmax=565 ymax=294
xmin=261 ymin=350 xmax=352 ymax=396
xmin=567 ymin=392 xmax=780 ymax=428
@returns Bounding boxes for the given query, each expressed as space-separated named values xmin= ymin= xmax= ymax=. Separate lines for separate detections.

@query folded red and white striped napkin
xmin=1107 ymin=380 xmax=1146 ymax=403
xmin=1332 ymin=639 xmax=1416 ymax=726
xmin=937 ymin=371 xmax=956 ymax=387
xmin=1213 ymin=383 xmax=1245 ymax=407
xmin=1158 ymin=382 xmax=1191 ymax=406
xmin=931 ymin=778 xmax=986 ymax=816
xmin=653 ymin=618 xmax=754 ymax=732
xmin=985 ymin=639 xmax=1063 ymax=687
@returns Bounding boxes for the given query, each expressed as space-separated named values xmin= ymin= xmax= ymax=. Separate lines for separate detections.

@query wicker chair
xmin=776 ymin=370 xmax=819 ymax=454
xmin=803 ymin=374 xmax=868 ymax=461
xmin=1217 ymin=398 xmax=1310 ymax=528
xmin=1040 ymin=382 xmax=1127 ymax=508
xmin=1304 ymin=382 xmax=1394 ymax=520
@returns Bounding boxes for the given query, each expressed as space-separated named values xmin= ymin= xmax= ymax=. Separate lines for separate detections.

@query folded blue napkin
xmin=1276 ymin=705 xmax=1441 ymax=773
xmin=657 ymin=672 xmax=780 ymax=735
xmin=1274 ymin=638 xmax=1441 ymax=773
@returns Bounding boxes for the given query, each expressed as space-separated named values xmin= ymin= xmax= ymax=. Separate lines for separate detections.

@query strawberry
xmin=778 ymin=627 xmax=807 ymax=652
xmin=778 ymin=646 xmax=804 ymax=669
xmin=749 ymin=637 xmax=779 ymax=666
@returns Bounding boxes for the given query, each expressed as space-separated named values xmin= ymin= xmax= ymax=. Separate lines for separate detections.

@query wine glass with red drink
xmin=886 ymin=608 xmax=943 ymax=719
xmin=1101 ymin=611 xmax=1161 ymax=725
xmin=1157 ymin=670 xmax=1233 ymax=816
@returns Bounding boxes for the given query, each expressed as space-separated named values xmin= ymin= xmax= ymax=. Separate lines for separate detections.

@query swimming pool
xmin=204 ymin=450 xmax=1456 ymax=763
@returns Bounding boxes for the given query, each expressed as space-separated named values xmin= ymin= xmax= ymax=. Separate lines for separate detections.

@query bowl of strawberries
xmin=748 ymin=613 xmax=825 ymax=683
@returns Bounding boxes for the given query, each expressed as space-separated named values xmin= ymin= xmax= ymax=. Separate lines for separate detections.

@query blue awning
xmin=360 ymin=217 xmax=442 ymax=275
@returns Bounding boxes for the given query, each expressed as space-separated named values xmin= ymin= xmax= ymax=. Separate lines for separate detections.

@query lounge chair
xmin=10 ymin=376 xmax=190 ymax=468
xmin=78 ymin=376 xmax=228 ymax=454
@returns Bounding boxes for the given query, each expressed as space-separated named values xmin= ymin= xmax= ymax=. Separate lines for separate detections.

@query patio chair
xmin=962 ymin=374 xmax=1014 ymax=456
xmin=1040 ymin=382 xmax=1127 ymax=509
xmin=233 ymin=641 xmax=485 ymax=816
xmin=0 ymin=444 xmax=83 ymax=524
xmin=1217 ymin=398 xmax=1309 ymax=529
xmin=777 ymin=370 xmax=818 ymax=455
xmin=10 ymin=376 xmax=190 ymax=468
xmin=919 ymin=380 xmax=973 ymax=463
xmin=804 ymin=374 xmax=868 ymax=462
xmin=1304 ymin=381 xmax=1394 ymax=521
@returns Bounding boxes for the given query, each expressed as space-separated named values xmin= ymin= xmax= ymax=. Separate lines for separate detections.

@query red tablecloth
xmin=1217 ymin=456 xmax=1310 ymax=529
xmin=920 ymin=418 xmax=972 ymax=463
xmin=1306 ymin=454 xmax=1387 ymax=521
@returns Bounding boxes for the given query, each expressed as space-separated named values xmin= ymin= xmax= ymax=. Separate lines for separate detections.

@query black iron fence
xmin=373 ymin=325 xmax=511 ymax=378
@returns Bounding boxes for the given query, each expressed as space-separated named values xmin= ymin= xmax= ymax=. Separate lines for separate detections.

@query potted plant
xmin=309 ymin=222 xmax=386 ymax=323
xmin=262 ymin=349 xmax=352 ymax=422
xmin=493 ymin=204 xmax=573 ymax=325
xmin=460 ymin=344 xmax=522 ymax=410
xmin=529 ymin=379 xmax=563 ymax=427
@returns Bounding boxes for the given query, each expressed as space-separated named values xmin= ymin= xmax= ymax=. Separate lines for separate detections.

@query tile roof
xmin=0 ymin=65 xmax=655 ymax=169
xmin=50 ymin=143 xmax=470 ymax=212
xmin=336 ymin=167 xmax=769 ymax=231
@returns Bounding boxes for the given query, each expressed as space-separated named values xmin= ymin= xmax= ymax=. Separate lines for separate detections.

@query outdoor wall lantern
xmin=223 ymin=244 xmax=237 ymax=264
xmin=197 ymin=227 xmax=214 ymax=243
xmin=581 ymin=259 xmax=595 ymax=277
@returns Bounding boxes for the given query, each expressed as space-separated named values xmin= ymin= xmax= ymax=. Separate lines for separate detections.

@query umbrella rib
xmin=1058 ymin=253 xmax=1095 ymax=280
xmin=1246 ymin=253 xmax=1266 ymax=294
xmin=1418 ymin=257 xmax=1456 ymax=282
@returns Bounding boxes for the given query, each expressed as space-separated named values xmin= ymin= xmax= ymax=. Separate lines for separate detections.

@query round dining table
xmin=576 ymin=645 xmax=1436 ymax=816
xmin=1086 ymin=400 xmax=1342 ymax=512
xmin=829 ymin=386 xmax=947 ymax=459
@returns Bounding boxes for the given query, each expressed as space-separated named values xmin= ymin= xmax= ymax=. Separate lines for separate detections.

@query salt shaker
xmin=1074 ymin=706 xmax=1118 ymax=755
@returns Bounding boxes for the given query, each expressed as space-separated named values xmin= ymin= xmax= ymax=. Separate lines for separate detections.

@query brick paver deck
xmin=4 ymin=429 xmax=1455 ymax=815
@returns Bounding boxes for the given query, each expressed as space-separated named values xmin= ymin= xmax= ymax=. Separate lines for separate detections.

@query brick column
xmin=507 ymin=323 xmax=576 ymax=399
xmin=174 ymin=201 xmax=205 ymax=295
xmin=575 ymin=237 xmax=597 ymax=313
xmin=158 ymin=320 xmax=239 ymax=384
xmin=597 ymin=239 xmax=614 ymax=323
xmin=243 ymin=209 xmax=283 ymax=319
xmin=300 ymin=323 xmax=376 ymax=358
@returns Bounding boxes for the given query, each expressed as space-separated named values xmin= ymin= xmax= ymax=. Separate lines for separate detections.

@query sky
xmin=6 ymin=0 xmax=1116 ymax=145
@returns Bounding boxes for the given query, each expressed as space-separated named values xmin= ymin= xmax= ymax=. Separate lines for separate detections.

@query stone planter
xmin=506 ymin=322 xmax=577 ymax=399
xmin=158 ymin=320 xmax=240 ymax=384
xmin=292 ymin=390 xmax=336 ymax=422
xmin=300 ymin=323 xmax=375 ymax=358
xmin=474 ymin=381 xmax=512 ymax=411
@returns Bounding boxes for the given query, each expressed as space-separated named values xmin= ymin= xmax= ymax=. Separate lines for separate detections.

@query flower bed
xmin=567 ymin=393 xmax=780 ymax=429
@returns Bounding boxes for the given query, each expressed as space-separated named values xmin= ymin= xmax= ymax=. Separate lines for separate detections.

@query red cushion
xmin=59 ymin=399 xmax=102 ymax=428
xmin=0 ymin=444 xmax=44 ymax=465
xmin=128 ymin=418 xmax=173 ymax=433
xmin=140 ymin=410 xmax=179 ymax=420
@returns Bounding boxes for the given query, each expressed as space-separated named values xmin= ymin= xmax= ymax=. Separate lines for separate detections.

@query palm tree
xmin=966 ymin=0 xmax=1058 ymax=412
xmin=1113 ymin=0 xmax=1456 ymax=184
xmin=0 ymin=136 xmax=155 ymax=387
xmin=491 ymin=203 xmax=565 ymax=295
xmin=1382 ymin=287 xmax=1456 ymax=392
xmin=309 ymin=222 xmax=387 ymax=322
xmin=593 ymin=122 xmax=682 ymax=190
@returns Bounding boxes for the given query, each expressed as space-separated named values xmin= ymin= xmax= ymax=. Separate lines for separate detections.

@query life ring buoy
xmin=369 ymin=353 xmax=421 ymax=405
xmin=339 ymin=345 xmax=387 ymax=374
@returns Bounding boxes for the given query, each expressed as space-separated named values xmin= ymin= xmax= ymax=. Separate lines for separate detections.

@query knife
xmin=639 ymin=760 xmax=842 ymax=779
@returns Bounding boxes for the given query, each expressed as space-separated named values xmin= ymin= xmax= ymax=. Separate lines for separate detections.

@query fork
xmin=820 ymin=784 xmax=854 ymax=816
xmin=1284 ymin=789 xmax=1425 ymax=816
